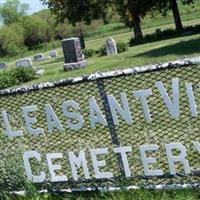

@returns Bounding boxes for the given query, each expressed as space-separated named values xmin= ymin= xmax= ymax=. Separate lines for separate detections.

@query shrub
xmin=22 ymin=16 xmax=53 ymax=50
xmin=11 ymin=67 xmax=37 ymax=83
xmin=82 ymin=48 xmax=96 ymax=58
xmin=0 ymin=71 xmax=17 ymax=90
xmin=97 ymin=41 xmax=128 ymax=57
xmin=0 ymin=67 xmax=37 ymax=90
xmin=116 ymin=41 xmax=128 ymax=53
xmin=98 ymin=44 xmax=107 ymax=56
xmin=0 ymin=23 xmax=25 ymax=57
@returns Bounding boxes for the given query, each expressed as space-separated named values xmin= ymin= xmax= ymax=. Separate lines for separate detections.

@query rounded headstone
xmin=106 ymin=37 xmax=118 ymax=56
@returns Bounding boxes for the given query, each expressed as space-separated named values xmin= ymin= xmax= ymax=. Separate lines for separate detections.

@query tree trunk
xmin=78 ymin=28 xmax=86 ymax=49
xmin=128 ymin=0 xmax=144 ymax=41
xmin=169 ymin=0 xmax=183 ymax=32
xmin=132 ymin=12 xmax=144 ymax=41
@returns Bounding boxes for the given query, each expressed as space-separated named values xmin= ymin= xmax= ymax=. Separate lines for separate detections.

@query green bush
xmin=0 ymin=23 xmax=25 ymax=57
xmin=98 ymin=44 xmax=107 ymax=56
xmin=11 ymin=67 xmax=37 ymax=83
xmin=0 ymin=67 xmax=37 ymax=90
xmin=22 ymin=16 xmax=53 ymax=50
xmin=98 ymin=41 xmax=128 ymax=57
xmin=116 ymin=41 xmax=128 ymax=53
xmin=0 ymin=71 xmax=17 ymax=90
xmin=82 ymin=48 xmax=96 ymax=58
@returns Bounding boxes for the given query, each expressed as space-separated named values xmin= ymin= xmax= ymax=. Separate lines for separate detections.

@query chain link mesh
xmin=0 ymin=63 xmax=200 ymax=191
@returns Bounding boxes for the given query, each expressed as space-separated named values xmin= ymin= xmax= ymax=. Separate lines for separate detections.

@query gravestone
xmin=16 ymin=58 xmax=33 ymax=68
xmin=106 ymin=37 xmax=118 ymax=56
xmin=34 ymin=54 xmax=45 ymax=61
xmin=49 ymin=50 xmax=58 ymax=58
xmin=61 ymin=37 xmax=87 ymax=71
xmin=0 ymin=62 xmax=7 ymax=70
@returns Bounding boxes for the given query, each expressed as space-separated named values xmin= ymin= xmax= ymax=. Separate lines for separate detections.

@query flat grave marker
xmin=15 ymin=58 xmax=33 ymax=68
xmin=49 ymin=50 xmax=58 ymax=58
xmin=0 ymin=62 xmax=7 ymax=70
xmin=34 ymin=54 xmax=45 ymax=61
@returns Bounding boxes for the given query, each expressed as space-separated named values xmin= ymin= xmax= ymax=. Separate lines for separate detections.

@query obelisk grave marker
xmin=61 ymin=38 xmax=87 ymax=71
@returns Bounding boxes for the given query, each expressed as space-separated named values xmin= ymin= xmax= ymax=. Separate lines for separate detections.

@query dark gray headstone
xmin=0 ymin=63 xmax=7 ymax=70
xmin=49 ymin=50 xmax=58 ymax=58
xmin=34 ymin=54 xmax=44 ymax=61
xmin=61 ymin=37 xmax=87 ymax=71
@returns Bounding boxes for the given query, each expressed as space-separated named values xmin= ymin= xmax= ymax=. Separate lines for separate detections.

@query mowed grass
xmin=3 ymin=17 xmax=199 ymax=87
xmin=2 ymin=189 xmax=200 ymax=200
xmin=21 ymin=30 xmax=200 ymax=85
xmin=1 ymin=1 xmax=200 ymax=86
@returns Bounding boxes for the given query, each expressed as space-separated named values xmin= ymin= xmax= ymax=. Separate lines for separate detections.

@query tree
xmin=0 ymin=0 xmax=29 ymax=25
xmin=113 ymin=0 xmax=158 ymax=41
xmin=0 ymin=23 xmax=25 ymax=56
xmin=41 ymin=0 xmax=109 ymax=47
xmin=22 ymin=16 xmax=53 ymax=49
xmin=158 ymin=0 xmax=197 ymax=32
xmin=42 ymin=0 xmax=108 ymax=25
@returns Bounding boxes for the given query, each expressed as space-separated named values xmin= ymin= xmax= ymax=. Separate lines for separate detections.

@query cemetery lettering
xmin=23 ymin=143 xmax=198 ymax=183
xmin=2 ymin=77 xmax=200 ymax=183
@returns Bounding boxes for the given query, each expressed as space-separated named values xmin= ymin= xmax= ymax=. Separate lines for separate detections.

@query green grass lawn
xmin=17 ymin=30 xmax=200 ymax=85
xmin=2 ymin=189 xmax=200 ymax=200
xmin=3 ymin=16 xmax=199 ymax=87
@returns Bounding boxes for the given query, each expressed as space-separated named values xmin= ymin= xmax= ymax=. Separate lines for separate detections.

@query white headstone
xmin=49 ymin=50 xmax=58 ymax=58
xmin=16 ymin=58 xmax=33 ymax=68
xmin=106 ymin=37 xmax=118 ymax=56
xmin=0 ymin=63 xmax=7 ymax=70
xmin=34 ymin=54 xmax=45 ymax=61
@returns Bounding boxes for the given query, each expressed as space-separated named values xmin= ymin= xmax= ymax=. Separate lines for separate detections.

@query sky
xmin=0 ymin=0 xmax=48 ymax=15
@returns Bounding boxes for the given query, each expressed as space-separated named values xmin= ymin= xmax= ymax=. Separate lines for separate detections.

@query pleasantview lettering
xmin=1 ymin=78 xmax=198 ymax=137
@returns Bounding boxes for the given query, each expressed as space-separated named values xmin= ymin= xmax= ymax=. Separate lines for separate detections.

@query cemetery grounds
xmin=1 ymin=8 xmax=200 ymax=200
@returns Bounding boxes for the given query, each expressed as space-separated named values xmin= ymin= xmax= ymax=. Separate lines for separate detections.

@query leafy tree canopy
xmin=0 ymin=0 xmax=29 ymax=25
xmin=41 ymin=0 xmax=108 ymax=26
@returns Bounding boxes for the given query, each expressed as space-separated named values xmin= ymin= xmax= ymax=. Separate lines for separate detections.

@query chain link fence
xmin=0 ymin=58 xmax=200 ymax=192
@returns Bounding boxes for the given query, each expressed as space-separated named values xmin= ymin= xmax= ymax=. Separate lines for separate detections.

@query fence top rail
xmin=0 ymin=57 xmax=199 ymax=96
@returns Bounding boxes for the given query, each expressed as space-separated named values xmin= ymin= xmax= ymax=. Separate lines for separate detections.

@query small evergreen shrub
xmin=98 ymin=41 xmax=128 ymax=57
xmin=82 ymin=48 xmax=96 ymax=58
xmin=98 ymin=44 xmax=107 ymax=56
xmin=116 ymin=41 xmax=128 ymax=53
xmin=0 ymin=67 xmax=38 ymax=90
xmin=11 ymin=67 xmax=37 ymax=83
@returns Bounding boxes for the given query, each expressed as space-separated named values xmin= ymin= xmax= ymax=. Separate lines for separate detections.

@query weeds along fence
xmin=0 ymin=58 xmax=200 ymax=192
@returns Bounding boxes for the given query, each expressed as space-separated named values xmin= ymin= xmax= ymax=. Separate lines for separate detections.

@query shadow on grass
xmin=130 ymin=38 xmax=200 ymax=58
xmin=39 ymin=57 xmax=64 ymax=66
